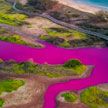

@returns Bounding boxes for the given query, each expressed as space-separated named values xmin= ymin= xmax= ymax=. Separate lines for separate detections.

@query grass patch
xmin=63 ymin=59 xmax=86 ymax=75
xmin=0 ymin=79 xmax=25 ymax=108
xmin=0 ymin=13 xmax=27 ymax=26
xmin=80 ymin=87 xmax=108 ymax=108
xmin=0 ymin=99 xmax=4 ymax=108
xmin=39 ymin=27 xmax=93 ymax=48
xmin=61 ymin=92 xmax=77 ymax=102
xmin=45 ymin=28 xmax=88 ymax=40
xmin=0 ymin=35 xmax=37 ymax=47
xmin=0 ymin=79 xmax=25 ymax=94
xmin=0 ymin=0 xmax=27 ymax=26
xmin=0 ymin=0 xmax=12 ymax=13
xmin=40 ymin=27 xmax=107 ymax=48
xmin=37 ymin=72 xmax=61 ymax=78
xmin=72 ymin=65 xmax=86 ymax=75
xmin=59 ymin=41 xmax=71 ymax=48
xmin=0 ymin=35 xmax=27 ymax=45
xmin=0 ymin=59 xmax=87 ymax=78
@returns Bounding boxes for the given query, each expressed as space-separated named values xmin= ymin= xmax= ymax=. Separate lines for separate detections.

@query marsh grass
xmin=0 ymin=60 xmax=87 ymax=78
xmin=80 ymin=87 xmax=108 ymax=108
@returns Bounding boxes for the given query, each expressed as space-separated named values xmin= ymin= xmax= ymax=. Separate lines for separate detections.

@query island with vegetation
xmin=57 ymin=86 xmax=108 ymax=108
xmin=0 ymin=59 xmax=88 ymax=78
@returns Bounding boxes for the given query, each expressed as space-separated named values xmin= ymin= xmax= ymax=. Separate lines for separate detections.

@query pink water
xmin=0 ymin=40 xmax=108 ymax=108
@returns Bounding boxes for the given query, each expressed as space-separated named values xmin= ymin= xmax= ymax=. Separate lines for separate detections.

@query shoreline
xmin=56 ymin=0 xmax=102 ymax=14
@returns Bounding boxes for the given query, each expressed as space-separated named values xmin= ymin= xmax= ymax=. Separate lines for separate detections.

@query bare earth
xmin=57 ymin=101 xmax=88 ymax=108
xmin=18 ymin=0 xmax=27 ymax=5
xmin=21 ymin=16 xmax=62 ymax=37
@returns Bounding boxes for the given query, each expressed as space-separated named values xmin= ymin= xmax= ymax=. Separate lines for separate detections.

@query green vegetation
xmin=39 ymin=27 xmax=107 ymax=48
xmin=0 ymin=27 xmax=39 ymax=47
xmin=61 ymin=92 xmax=77 ymax=102
xmin=0 ymin=99 xmax=4 ymax=108
xmin=59 ymin=41 xmax=71 ymax=48
xmin=0 ymin=13 xmax=27 ymax=26
xmin=12 ymin=61 xmax=37 ymax=74
xmin=45 ymin=28 xmax=87 ymax=39
xmin=0 ymin=35 xmax=36 ymax=47
xmin=12 ymin=61 xmax=63 ymax=77
xmin=0 ymin=0 xmax=12 ymax=13
xmin=0 ymin=59 xmax=86 ymax=78
xmin=0 ymin=79 xmax=25 ymax=107
xmin=0 ymin=35 xmax=27 ymax=44
xmin=39 ymin=27 xmax=91 ymax=48
xmin=63 ymin=59 xmax=86 ymax=75
xmin=0 ymin=0 xmax=27 ymax=26
xmin=38 ymin=72 xmax=61 ymax=78
xmin=63 ymin=59 xmax=82 ymax=68
xmin=80 ymin=87 xmax=108 ymax=108
xmin=0 ymin=79 xmax=25 ymax=94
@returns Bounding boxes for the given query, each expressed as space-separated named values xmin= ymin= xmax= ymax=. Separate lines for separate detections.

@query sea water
xmin=76 ymin=0 xmax=108 ymax=10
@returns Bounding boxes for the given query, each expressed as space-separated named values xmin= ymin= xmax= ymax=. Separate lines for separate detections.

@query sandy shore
xmin=56 ymin=0 xmax=101 ymax=14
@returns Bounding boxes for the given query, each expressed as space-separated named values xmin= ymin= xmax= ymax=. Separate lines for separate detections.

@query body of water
xmin=0 ymin=40 xmax=108 ymax=108
xmin=76 ymin=0 xmax=108 ymax=10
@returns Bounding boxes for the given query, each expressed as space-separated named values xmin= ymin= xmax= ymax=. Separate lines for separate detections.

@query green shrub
xmin=0 ymin=35 xmax=27 ymax=44
xmin=61 ymin=92 xmax=77 ymax=102
xmin=0 ymin=79 xmax=25 ymax=94
xmin=59 ymin=41 xmax=71 ymax=48
xmin=0 ymin=13 xmax=27 ymax=26
xmin=39 ymin=35 xmax=48 ymax=40
xmin=63 ymin=59 xmax=82 ymax=68
xmin=0 ymin=99 xmax=4 ymax=107
xmin=0 ymin=60 xmax=86 ymax=78
xmin=12 ymin=61 xmax=37 ymax=74
xmin=0 ymin=35 xmax=36 ymax=47
xmin=46 ymin=28 xmax=72 ymax=37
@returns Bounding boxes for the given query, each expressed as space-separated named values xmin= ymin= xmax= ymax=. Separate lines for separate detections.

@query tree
xmin=63 ymin=59 xmax=82 ymax=68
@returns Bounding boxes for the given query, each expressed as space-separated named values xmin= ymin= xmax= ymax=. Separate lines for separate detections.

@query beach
xmin=56 ymin=0 xmax=101 ymax=14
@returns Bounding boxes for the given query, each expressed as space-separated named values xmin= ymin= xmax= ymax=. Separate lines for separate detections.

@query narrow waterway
xmin=0 ymin=40 xmax=108 ymax=108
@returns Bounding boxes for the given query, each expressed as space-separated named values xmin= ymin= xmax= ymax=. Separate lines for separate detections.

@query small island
xmin=0 ymin=59 xmax=88 ymax=78
xmin=57 ymin=86 xmax=108 ymax=108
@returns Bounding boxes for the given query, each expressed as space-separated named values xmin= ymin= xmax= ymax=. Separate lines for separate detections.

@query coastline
xmin=56 ymin=0 xmax=102 ymax=14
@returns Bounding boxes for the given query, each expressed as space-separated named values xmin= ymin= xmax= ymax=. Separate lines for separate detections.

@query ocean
xmin=76 ymin=0 xmax=108 ymax=9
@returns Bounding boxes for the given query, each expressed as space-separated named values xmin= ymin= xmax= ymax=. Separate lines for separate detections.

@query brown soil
xmin=21 ymin=16 xmax=61 ymax=37
xmin=57 ymin=101 xmax=88 ymax=108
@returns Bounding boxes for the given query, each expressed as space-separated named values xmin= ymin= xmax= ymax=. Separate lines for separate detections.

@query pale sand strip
xmin=56 ymin=0 xmax=101 ymax=14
